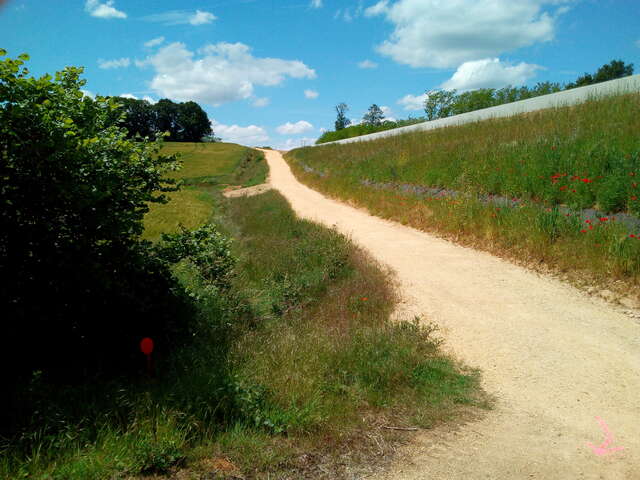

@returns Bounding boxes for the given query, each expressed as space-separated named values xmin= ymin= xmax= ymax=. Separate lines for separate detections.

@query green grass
xmin=162 ymin=142 xmax=267 ymax=186
xmin=142 ymin=142 xmax=268 ymax=241
xmin=1 ymin=143 xmax=485 ymax=480
xmin=287 ymin=93 xmax=640 ymax=297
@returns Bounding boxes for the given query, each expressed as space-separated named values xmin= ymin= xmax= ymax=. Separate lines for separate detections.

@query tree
xmin=566 ymin=59 xmax=634 ymax=89
xmin=116 ymin=96 xmax=155 ymax=139
xmin=424 ymin=89 xmax=457 ymax=120
xmin=451 ymin=88 xmax=496 ymax=115
xmin=334 ymin=102 xmax=351 ymax=131
xmin=0 ymin=50 xmax=189 ymax=382
xmin=154 ymin=98 xmax=180 ymax=139
xmin=175 ymin=101 xmax=212 ymax=142
xmin=363 ymin=104 xmax=385 ymax=126
xmin=593 ymin=59 xmax=634 ymax=83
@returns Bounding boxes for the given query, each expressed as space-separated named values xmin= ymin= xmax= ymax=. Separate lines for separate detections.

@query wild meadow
xmin=287 ymin=93 xmax=640 ymax=299
xmin=2 ymin=140 xmax=485 ymax=479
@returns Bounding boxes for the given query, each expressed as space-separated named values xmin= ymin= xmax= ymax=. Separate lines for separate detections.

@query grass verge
xmin=2 ymin=144 xmax=485 ymax=479
xmin=286 ymin=93 xmax=640 ymax=304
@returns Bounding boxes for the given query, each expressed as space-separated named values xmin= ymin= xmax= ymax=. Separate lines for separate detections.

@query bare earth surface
xmin=222 ymin=181 xmax=271 ymax=198
xmin=261 ymin=149 xmax=640 ymax=480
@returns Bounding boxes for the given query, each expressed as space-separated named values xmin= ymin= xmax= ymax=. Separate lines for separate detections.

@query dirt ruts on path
xmin=261 ymin=149 xmax=640 ymax=480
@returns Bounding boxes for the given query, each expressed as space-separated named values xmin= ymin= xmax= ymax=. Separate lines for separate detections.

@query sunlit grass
xmin=142 ymin=187 xmax=213 ymax=242
xmin=286 ymin=93 xmax=640 ymax=296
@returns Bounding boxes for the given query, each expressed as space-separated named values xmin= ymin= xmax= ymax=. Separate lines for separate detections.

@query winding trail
xmin=261 ymin=149 xmax=640 ymax=480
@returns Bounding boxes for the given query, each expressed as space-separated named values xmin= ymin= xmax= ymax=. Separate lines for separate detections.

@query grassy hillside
xmin=287 ymin=93 xmax=640 ymax=301
xmin=142 ymin=142 xmax=267 ymax=241
xmin=3 ymin=142 xmax=485 ymax=480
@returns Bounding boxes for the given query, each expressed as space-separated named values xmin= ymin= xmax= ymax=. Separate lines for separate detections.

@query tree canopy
xmin=0 ymin=50 xmax=191 ymax=382
xmin=362 ymin=104 xmax=385 ymax=126
xmin=334 ymin=102 xmax=351 ymax=131
xmin=115 ymin=96 xmax=213 ymax=142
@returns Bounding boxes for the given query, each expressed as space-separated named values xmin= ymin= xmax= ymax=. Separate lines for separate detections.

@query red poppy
xmin=580 ymin=229 xmax=587 ymax=233
xmin=630 ymin=234 xmax=637 ymax=238
xmin=585 ymin=220 xmax=592 ymax=224
xmin=599 ymin=217 xmax=608 ymax=222
xmin=632 ymin=196 xmax=638 ymax=201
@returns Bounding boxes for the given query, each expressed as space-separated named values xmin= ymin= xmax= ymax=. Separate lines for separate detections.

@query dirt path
xmin=261 ymin=149 xmax=640 ymax=479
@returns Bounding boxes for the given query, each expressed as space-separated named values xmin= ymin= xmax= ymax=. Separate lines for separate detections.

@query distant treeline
xmin=316 ymin=117 xmax=426 ymax=144
xmin=114 ymin=97 xmax=213 ymax=142
xmin=317 ymin=59 xmax=634 ymax=145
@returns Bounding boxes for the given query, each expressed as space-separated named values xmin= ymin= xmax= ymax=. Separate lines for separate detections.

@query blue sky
xmin=1 ymin=0 xmax=639 ymax=148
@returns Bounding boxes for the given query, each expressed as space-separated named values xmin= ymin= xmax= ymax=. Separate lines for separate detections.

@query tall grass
xmin=2 ymin=147 xmax=484 ymax=479
xmin=287 ymin=93 xmax=640 ymax=298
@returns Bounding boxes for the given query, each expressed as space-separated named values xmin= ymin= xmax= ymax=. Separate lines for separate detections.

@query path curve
xmin=261 ymin=149 xmax=640 ymax=480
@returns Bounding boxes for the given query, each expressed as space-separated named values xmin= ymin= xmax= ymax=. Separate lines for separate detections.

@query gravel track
xmin=262 ymin=149 xmax=640 ymax=480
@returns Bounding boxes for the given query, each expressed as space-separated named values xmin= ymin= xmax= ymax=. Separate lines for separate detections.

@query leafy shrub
xmin=0 ymin=51 xmax=188 ymax=389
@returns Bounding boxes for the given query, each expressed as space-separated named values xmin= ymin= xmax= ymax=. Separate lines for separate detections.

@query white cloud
xmin=276 ymin=120 xmax=314 ymax=135
xmin=98 ymin=57 xmax=131 ymax=69
xmin=211 ymin=120 xmax=269 ymax=146
xmin=81 ymin=89 xmax=95 ymax=99
xmin=143 ymin=10 xmax=216 ymax=26
xmin=144 ymin=36 xmax=165 ymax=48
xmin=85 ymin=0 xmax=126 ymax=19
xmin=304 ymin=89 xmax=319 ymax=99
xmin=252 ymin=97 xmax=270 ymax=107
xmin=365 ymin=0 xmax=568 ymax=68
xmin=189 ymin=10 xmax=216 ymax=25
xmin=442 ymin=58 xmax=542 ymax=91
xmin=397 ymin=92 xmax=427 ymax=111
xmin=380 ymin=105 xmax=396 ymax=122
xmin=114 ymin=93 xmax=157 ymax=103
xmin=310 ymin=0 xmax=323 ymax=8
xmin=279 ymin=137 xmax=317 ymax=150
xmin=141 ymin=42 xmax=316 ymax=106
xmin=358 ymin=59 xmax=378 ymax=69
xmin=636 ymin=39 xmax=640 ymax=48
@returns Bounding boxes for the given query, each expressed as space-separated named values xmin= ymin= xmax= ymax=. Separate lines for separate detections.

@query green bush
xmin=0 ymin=50 xmax=190 ymax=408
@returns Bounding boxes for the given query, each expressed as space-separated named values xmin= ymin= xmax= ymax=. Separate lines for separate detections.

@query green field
xmin=142 ymin=142 xmax=268 ymax=241
xmin=287 ymin=93 xmax=640 ymax=297
xmin=3 ymin=142 xmax=485 ymax=480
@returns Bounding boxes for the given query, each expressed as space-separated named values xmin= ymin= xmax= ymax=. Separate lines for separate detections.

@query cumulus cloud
xmin=252 ymin=97 xmax=270 ymax=107
xmin=397 ymin=92 xmax=427 ymax=111
xmin=116 ymin=93 xmax=157 ymax=103
xmin=365 ymin=0 xmax=568 ymax=68
xmin=189 ymin=10 xmax=216 ymax=25
xmin=98 ymin=57 xmax=131 ymax=69
xmin=441 ymin=58 xmax=542 ymax=91
xmin=85 ymin=0 xmax=126 ymax=19
xmin=276 ymin=121 xmax=314 ymax=135
xmin=304 ymin=89 xmax=319 ymax=99
xmin=144 ymin=36 xmax=165 ymax=48
xmin=310 ymin=0 xmax=323 ymax=8
xmin=141 ymin=42 xmax=316 ymax=106
xmin=211 ymin=120 xmax=269 ymax=146
xmin=278 ymin=137 xmax=317 ymax=150
xmin=81 ymin=89 xmax=95 ymax=99
xmin=358 ymin=60 xmax=378 ymax=69
xmin=380 ymin=105 xmax=396 ymax=121
xmin=143 ymin=10 xmax=216 ymax=26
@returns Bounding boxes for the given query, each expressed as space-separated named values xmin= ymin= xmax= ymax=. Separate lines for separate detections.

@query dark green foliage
xmin=114 ymin=96 xmax=213 ymax=142
xmin=567 ymin=59 xmax=634 ymax=89
xmin=0 ymin=51 xmax=195 ymax=397
xmin=334 ymin=102 xmax=351 ymax=131
xmin=155 ymin=224 xmax=235 ymax=290
xmin=362 ymin=104 xmax=385 ymax=126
